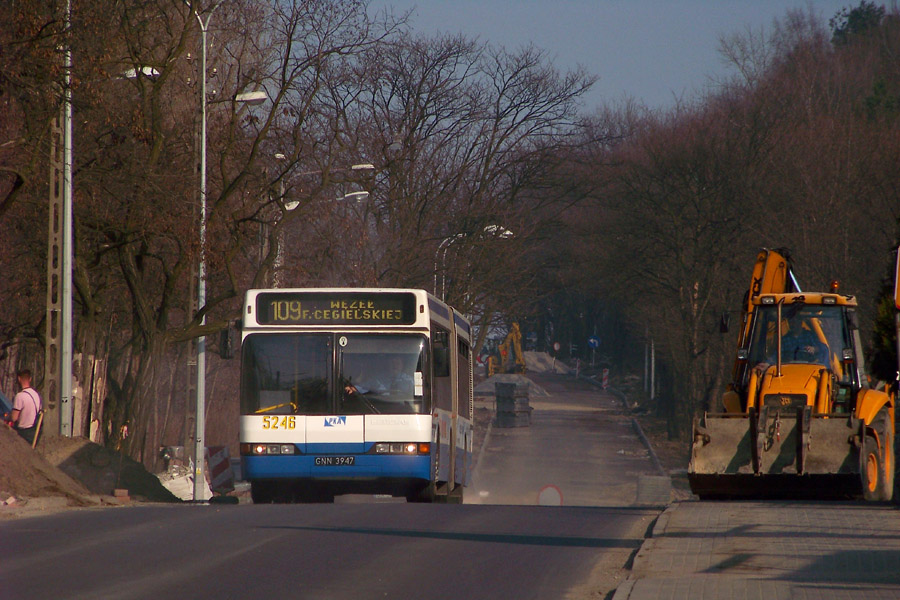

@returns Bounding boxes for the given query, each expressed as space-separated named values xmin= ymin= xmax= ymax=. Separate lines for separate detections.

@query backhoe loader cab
xmin=737 ymin=295 xmax=865 ymax=415
xmin=690 ymin=251 xmax=895 ymax=501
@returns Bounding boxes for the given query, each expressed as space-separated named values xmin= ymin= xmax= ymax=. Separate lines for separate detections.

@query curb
xmin=610 ymin=577 xmax=636 ymax=600
xmin=578 ymin=374 xmax=668 ymax=478
xmin=631 ymin=418 xmax=667 ymax=477
xmin=651 ymin=503 xmax=678 ymax=537
xmin=611 ymin=503 xmax=680 ymax=600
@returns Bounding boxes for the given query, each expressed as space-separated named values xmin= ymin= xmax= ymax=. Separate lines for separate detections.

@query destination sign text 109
xmin=256 ymin=292 xmax=417 ymax=325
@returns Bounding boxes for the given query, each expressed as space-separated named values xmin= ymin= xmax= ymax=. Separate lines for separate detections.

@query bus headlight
xmin=240 ymin=443 xmax=297 ymax=455
xmin=373 ymin=442 xmax=429 ymax=455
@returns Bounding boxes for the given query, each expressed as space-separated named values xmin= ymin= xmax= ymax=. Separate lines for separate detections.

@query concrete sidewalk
xmin=614 ymin=500 xmax=900 ymax=599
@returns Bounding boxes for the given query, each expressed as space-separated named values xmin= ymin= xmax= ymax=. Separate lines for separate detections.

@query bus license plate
xmin=314 ymin=456 xmax=355 ymax=466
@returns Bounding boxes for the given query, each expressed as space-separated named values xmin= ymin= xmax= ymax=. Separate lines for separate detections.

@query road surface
xmin=1 ymin=373 xmax=662 ymax=600
xmin=471 ymin=373 xmax=664 ymax=506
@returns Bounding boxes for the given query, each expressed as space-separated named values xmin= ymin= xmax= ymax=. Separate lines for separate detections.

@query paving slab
xmin=615 ymin=500 xmax=900 ymax=599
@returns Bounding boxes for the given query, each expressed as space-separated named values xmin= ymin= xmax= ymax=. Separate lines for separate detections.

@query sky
xmin=368 ymin=1 xmax=853 ymax=110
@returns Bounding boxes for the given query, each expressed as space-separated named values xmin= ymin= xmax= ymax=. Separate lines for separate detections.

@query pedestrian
xmin=11 ymin=369 xmax=42 ymax=446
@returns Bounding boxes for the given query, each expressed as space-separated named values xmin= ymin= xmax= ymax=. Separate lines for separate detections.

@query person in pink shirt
xmin=11 ymin=369 xmax=42 ymax=446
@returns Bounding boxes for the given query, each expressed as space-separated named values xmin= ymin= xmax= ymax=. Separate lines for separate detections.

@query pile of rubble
xmin=0 ymin=424 xmax=180 ymax=517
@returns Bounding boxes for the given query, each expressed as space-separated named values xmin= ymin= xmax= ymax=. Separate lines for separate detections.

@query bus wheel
xmin=447 ymin=485 xmax=464 ymax=504
xmin=408 ymin=442 xmax=440 ymax=503
xmin=250 ymin=481 xmax=273 ymax=504
xmin=407 ymin=485 xmax=435 ymax=503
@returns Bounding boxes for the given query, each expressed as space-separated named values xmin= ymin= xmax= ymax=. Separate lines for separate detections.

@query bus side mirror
xmin=219 ymin=319 xmax=240 ymax=360
xmin=847 ymin=310 xmax=859 ymax=331
xmin=433 ymin=348 xmax=450 ymax=377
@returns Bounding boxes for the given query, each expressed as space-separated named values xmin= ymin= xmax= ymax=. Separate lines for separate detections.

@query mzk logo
xmin=324 ymin=416 xmax=347 ymax=427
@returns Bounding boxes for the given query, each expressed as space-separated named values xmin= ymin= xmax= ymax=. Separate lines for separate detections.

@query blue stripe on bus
xmin=242 ymin=454 xmax=431 ymax=480
xmin=428 ymin=298 xmax=450 ymax=320
xmin=453 ymin=312 xmax=470 ymax=335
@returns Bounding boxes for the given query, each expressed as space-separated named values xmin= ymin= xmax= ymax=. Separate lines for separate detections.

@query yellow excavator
xmin=488 ymin=322 xmax=526 ymax=376
xmin=689 ymin=248 xmax=895 ymax=500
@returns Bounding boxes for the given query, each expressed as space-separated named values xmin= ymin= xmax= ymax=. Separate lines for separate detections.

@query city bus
xmin=239 ymin=288 xmax=474 ymax=503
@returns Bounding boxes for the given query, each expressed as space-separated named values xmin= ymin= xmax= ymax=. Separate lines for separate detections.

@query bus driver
xmin=344 ymin=355 xmax=414 ymax=399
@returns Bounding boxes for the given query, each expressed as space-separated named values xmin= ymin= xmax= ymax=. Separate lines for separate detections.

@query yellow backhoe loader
xmin=488 ymin=323 xmax=526 ymax=376
xmin=689 ymin=248 xmax=895 ymax=500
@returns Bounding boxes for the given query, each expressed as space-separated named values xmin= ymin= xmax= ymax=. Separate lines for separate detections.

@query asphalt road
xmin=471 ymin=373 xmax=660 ymax=506
xmin=2 ymin=501 xmax=657 ymax=600
xmin=1 ymin=373 xmax=663 ymax=600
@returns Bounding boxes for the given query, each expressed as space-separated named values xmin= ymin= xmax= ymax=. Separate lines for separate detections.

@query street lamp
xmin=267 ymin=161 xmax=372 ymax=287
xmin=187 ymin=1 xmax=268 ymax=501
xmin=187 ymin=0 xmax=222 ymax=503
xmin=434 ymin=225 xmax=513 ymax=301
xmin=341 ymin=191 xmax=370 ymax=201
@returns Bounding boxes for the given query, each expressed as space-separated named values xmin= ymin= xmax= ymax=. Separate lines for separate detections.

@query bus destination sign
xmin=256 ymin=292 xmax=417 ymax=325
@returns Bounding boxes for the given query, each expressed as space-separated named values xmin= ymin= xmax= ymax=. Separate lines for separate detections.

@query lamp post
xmin=187 ymin=0 xmax=269 ymax=500
xmin=268 ymin=163 xmax=373 ymax=287
xmin=188 ymin=0 xmax=222 ymax=503
xmin=434 ymin=225 xmax=513 ymax=301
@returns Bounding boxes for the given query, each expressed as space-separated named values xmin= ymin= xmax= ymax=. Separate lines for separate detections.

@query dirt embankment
xmin=0 ymin=425 xmax=179 ymax=518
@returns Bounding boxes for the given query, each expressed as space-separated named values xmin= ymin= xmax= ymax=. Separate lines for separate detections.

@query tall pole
xmin=60 ymin=0 xmax=74 ymax=436
xmin=191 ymin=2 xmax=219 ymax=502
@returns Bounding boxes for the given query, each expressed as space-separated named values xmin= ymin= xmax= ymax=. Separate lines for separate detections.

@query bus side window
xmin=433 ymin=330 xmax=450 ymax=377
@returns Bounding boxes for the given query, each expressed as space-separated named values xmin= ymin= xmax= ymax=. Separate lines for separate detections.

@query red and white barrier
xmin=205 ymin=446 xmax=235 ymax=494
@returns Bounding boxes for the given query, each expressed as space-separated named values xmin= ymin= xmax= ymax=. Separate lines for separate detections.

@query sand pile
xmin=524 ymin=351 xmax=573 ymax=374
xmin=0 ymin=425 xmax=180 ymax=512
xmin=0 ymin=425 xmax=94 ymax=506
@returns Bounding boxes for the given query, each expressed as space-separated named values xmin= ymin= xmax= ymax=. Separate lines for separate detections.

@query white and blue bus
xmin=239 ymin=288 xmax=474 ymax=503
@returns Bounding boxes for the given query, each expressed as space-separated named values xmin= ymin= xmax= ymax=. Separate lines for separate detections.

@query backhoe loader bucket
xmin=688 ymin=408 xmax=862 ymax=499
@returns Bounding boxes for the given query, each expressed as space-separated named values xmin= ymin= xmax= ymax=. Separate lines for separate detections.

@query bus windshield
xmin=240 ymin=332 xmax=428 ymax=416
xmin=241 ymin=333 xmax=332 ymax=415
xmin=339 ymin=334 xmax=427 ymax=415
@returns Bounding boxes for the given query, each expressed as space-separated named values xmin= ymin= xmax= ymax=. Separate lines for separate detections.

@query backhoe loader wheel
xmin=862 ymin=434 xmax=889 ymax=502
xmin=877 ymin=409 xmax=895 ymax=501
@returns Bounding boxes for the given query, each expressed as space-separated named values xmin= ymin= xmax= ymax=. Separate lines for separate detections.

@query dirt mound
xmin=524 ymin=351 xmax=573 ymax=374
xmin=0 ymin=425 xmax=180 ymax=508
xmin=0 ymin=425 xmax=94 ymax=505
xmin=39 ymin=435 xmax=181 ymax=503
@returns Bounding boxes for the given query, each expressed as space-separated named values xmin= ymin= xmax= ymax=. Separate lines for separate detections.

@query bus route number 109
xmin=262 ymin=416 xmax=297 ymax=430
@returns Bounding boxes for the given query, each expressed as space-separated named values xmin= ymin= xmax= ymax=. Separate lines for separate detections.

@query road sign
xmin=553 ymin=342 xmax=560 ymax=352
xmin=588 ymin=336 xmax=600 ymax=349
